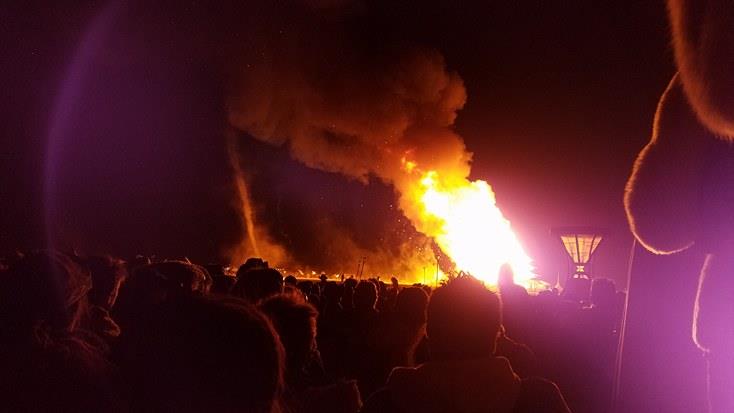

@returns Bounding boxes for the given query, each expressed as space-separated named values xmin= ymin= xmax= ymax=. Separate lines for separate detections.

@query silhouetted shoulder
xmin=362 ymin=377 xmax=571 ymax=413
xmin=513 ymin=377 xmax=572 ymax=413
xmin=360 ymin=388 xmax=402 ymax=413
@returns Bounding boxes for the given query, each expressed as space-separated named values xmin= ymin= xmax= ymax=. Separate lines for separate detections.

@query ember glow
xmin=402 ymin=158 xmax=534 ymax=286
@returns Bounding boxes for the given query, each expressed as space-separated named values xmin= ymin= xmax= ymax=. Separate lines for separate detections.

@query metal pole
xmin=612 ymin=238 xmax=637 ymax=412
xmin=359 ymin=256 xmax=366 ymax=280
xmin=435 ymin=255 xmax=440 ymax=286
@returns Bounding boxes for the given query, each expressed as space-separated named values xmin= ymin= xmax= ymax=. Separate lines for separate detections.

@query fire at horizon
xmin=401 ymin=156 xmax=535 ymax=286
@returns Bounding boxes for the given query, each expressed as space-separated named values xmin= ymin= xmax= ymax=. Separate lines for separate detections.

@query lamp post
xmin=435 ymin=255 xmax=440 ymax=287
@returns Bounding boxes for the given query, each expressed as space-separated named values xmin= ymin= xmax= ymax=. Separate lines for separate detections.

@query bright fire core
xmin=404 ymin=161 xmax=534 ymax=286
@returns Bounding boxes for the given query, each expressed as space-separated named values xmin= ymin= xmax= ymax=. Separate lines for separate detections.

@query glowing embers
xmin=403 ymin=162 xmax=534 ymax=287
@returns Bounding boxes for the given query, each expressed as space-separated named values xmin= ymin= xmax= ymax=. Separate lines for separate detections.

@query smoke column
xmin=226 ymin=130 xmax=290 ymax=267
xmin=227 ymin=133 xmax=261 ymax=256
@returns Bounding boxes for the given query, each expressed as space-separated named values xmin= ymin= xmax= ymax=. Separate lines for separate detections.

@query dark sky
xmin=1 ymin=1 xmax=674 ymax=286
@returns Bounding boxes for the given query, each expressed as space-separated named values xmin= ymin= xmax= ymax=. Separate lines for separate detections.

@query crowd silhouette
xmin=0 ymin=250 xmax=626 ymax=412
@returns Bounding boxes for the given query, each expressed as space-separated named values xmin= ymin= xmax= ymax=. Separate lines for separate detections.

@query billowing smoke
xmin=226 ymin=1 xmax=478 ymax=279
xmin=228 ymin=50 xmax=469 ymax=184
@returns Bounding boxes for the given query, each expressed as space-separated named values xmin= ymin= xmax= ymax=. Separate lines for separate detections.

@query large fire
xmin=402 ymin=157 xmax=534 ymax=286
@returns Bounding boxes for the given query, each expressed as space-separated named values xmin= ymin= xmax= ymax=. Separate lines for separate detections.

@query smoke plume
xmin=226 ymin=1 xmax=476 ymax=278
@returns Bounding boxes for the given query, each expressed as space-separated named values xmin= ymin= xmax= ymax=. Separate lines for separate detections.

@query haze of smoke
xmin=226 ymin=2 xmax=474 ymax=276
xmin=226 ymin=5 xmax=470 ymax=185
xmin=282 ymin=215 xmax=439 ymax=282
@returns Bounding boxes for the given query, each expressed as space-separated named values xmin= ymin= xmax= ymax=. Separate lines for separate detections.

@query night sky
xmin=1 ymin=1 xmax=674 ymax=286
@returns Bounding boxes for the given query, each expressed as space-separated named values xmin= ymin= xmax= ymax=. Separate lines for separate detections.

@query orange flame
xmin=401 ymin=157 xmax=534 ymax=286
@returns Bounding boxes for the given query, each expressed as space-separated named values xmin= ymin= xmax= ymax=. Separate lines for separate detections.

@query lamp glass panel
xmin=560 ymin=233 xmax=603 ymax=264
xmin=577 ymin=234 xmax=601 ymax=263
xmin=560 ymin=235 xmax=580 ymax=263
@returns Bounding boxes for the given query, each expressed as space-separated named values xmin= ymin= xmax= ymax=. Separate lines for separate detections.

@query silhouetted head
xmin=354 ymin=281 xmax=378 ymax=311
xmin=344 ymin=277 xmax=358 ymax=290
xmin=377 ymin=280 xmax=387 ymax=296
xmin=232 ymin=268 xmax=283 ymax=303
xmin=297 ymin=280 xmax=313 ymax=296
xmin=590 ymin=278 xmax=617 ymax=308
xmin=205 ymin=265 xmax=234 ymax=295
xmin=259 ymin=294 xmax=319 ymax=386
xmin=395 ymin=286 xmax=429 ymax=326
xmin=147 ymin=261 xmax=209 ymax=293
xmin=238 ymin=257 xmax=268 ymax=275
xmin=0 ymin=250 xmax=92 ymax=336
xmin=130 ymin=296 xmax=284 ymax=413
xmin=427 ymin=276 xmax=502 ymax=361
xmin=563 ymin=277 xmax=591 ymax=303
xmin=210 ymin=274 xmax=237 ymax=295
xmin=85 ymin=255 xmax=128 ymax=309
xmin=284 ymin=275 xmax=298 ymax=287
xmin=113 ymin=260 xmax=208 ymax=333
xmin=204 ymin=264 xmax=225 ymax=277
xmin=497 ymin=263 xmax=515 ymax=286
xmin=129 ymin=255 xmax=152 ymax=273
xmin=323 ymin=281 xmax=342 ymax=305
xmin=194 ymin=264 xmax=213 ymax=295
